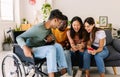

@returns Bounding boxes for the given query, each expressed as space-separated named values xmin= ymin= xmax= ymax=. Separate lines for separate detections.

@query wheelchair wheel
xmin=2 ymin=53 xmax=26 ymax=77
xmin=32 ymin=73 xmax=42 ymax=77
xmin=32 ymin=67 xmax=48 ymax=77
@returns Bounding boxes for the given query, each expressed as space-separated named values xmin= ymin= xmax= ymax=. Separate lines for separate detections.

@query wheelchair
xmin=1 ymin=30 xmax=48 ymax=77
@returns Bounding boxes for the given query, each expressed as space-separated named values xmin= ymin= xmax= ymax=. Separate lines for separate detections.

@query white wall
xmin=20 ymin=0 xmax=43 ymax=24
xmin=0 ymin=0 xmax=20 ymax=51
xmin=0 ymin=0 xmax=52 ymax=51
xmin=20 ymin=0 xmax=52 ymax=25
xmin=53 ymin=0 xmax=120 ymax=28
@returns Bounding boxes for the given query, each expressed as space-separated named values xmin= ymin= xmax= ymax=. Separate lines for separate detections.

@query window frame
xmin=0 ymin=0 xmax=15 ymax=22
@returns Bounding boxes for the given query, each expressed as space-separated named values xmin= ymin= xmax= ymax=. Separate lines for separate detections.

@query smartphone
xmin=88 ymin=47 xmax=94 ymax=51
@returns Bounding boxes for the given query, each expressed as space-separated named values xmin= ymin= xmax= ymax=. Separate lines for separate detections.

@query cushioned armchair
xmin=91 ymin=29 xmax=120 ymax=75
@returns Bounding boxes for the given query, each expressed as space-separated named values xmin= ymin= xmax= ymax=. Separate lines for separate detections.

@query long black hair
xmin=70 ymin=16 xmax=87 ymax=41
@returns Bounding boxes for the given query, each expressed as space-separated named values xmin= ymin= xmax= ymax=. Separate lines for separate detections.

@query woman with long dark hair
xmin=67 ymin=16 xmax=88 ymax=77
xmin=83 ymin=17 xmax=109 ymax=77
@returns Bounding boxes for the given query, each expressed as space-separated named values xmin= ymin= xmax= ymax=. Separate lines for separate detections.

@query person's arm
xmin=22 ymin=45 xmax=33 ymax=57
xmin=16 ymin=26 xmax=37 ymax=48
xmin=77 ymin=40 xmax=86 ymax=52
xmin=45 ymin=34 xmax=55 ymax=43
xmin=91 ymin=30 xmax=106 ymax=55
xmin=67 ymin=30 xmax=78 ymax=51
xmin=16 ymin=25 xmax=38 ymax=57
xmin=91 ymin=38 xmax=105 ymax=55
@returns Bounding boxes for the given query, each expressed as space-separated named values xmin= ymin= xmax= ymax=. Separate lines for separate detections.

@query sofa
xmin=91 ymin=29 xmax=120 ymax=75
xmin=13 ymin=30 xmax=120 ymax=75
xmin=72 ymin=29 xmax=120 ymax=75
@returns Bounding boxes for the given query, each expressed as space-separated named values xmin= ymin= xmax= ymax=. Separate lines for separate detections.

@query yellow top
xmin=51 ymin=27 xmax=70 ymax=47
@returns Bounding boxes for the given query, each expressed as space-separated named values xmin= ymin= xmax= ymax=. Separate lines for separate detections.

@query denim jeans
xmin=32 ymin=43 xmax=68 ymax=73
xmin=32 ymin=45 xmax=57 ymax=73
xmin=54 ymin=43 xmax=68 ymax=69
xmin=64 ymin=50 xmax=72 ymax=76
xmin=83 ymin=47 xmax=109 ymax=73
xmin=71 ymin=51 xmax=84 ymax=68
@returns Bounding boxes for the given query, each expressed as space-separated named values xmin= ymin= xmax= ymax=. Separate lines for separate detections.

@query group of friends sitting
xmin=16 ymin=9 xmax=109 ymax=77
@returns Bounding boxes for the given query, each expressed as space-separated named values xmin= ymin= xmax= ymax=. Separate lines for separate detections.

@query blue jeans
xmin=71 ymin=51 xmax=84 ymax=68
xmin=64 ymin=50 xmax=72 ymax=76
xmin=32 ymin=45 xmax=57 ymax=73
xmin=83 ymin=47 xmax=109 ymax=73
xmin=33 ymin=43 xmax=68 ymax=73
xmin=54 ymin=43 xmax=68 ymax=70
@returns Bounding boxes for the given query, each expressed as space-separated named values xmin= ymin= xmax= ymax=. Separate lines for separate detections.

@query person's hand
xmin=91 ymin=50 xmax=97 ymax=55
xmin=23 ymin=45 xmax=33 ymax=57
xmin=77 ymin=44 xmax=84 ymax=52
xmin=64 ymin=41 xmax=70 ymax=49
xmin=88 ymin=47 xmax=94 ymax=54
xmin=71 ymin=45 xmax=78 ymax=52
xmin=46 ymin=35 xmax=54 ymax=43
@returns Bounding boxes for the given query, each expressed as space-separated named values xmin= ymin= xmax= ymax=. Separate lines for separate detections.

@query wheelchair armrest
xmin=13 ymin=43 xmax=20 ymax=46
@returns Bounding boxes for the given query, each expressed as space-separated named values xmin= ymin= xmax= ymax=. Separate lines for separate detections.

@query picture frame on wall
xmin=99 ymin=16 xmax=108 ymax=27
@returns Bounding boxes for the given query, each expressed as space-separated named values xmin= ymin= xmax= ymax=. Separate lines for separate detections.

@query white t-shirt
xmin=92 ymin=30 xmax=106 ymax=47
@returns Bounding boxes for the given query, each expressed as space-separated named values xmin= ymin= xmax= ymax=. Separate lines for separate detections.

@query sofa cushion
xmin=113 ymin=39 xmax=120 ymax=53
xmin=104 ymin=30 xmax=113 ymax=45
xmin=105 ymin=45 xmax=120 ymax=61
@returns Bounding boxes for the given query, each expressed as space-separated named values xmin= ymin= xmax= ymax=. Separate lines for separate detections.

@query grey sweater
xmin=16 ymin=22 xmax=52 ymax=48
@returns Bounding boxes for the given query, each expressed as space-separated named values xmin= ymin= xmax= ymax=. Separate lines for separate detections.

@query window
xmin=0 ymin=0 xmax=14 ymax=21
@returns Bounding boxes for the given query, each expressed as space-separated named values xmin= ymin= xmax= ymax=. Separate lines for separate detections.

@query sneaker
xmin=75 ymin=69 xmax=82 ymax=77
xmin=60 ymin=68 xmax=67 ymax=75
xmin=24 ymin=64 xmax=35 ymax=77
xmin=55 ymin=68 xmax=67 ymax=77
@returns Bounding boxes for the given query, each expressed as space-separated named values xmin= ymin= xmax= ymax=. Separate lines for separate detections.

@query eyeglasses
xmin=58 ymin=21 xmax=67 ymax=31
xmin=58 ymin=20 xmax=63 ymax=25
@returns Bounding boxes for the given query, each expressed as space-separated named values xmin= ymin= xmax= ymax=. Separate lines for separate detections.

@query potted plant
xmin=41 ymin=3 xmax=52 ymax=21
xmin=22 ymin=18 xmax=28 ymax=24
xmin=14 ymin=25 xmax=21 ymax=31
xmin=2 ymin=31 xmax=13 ymax=51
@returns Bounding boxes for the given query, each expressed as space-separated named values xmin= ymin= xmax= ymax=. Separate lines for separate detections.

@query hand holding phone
xmin=88 ymin=47 xmax=94 ymax=54
xmin=88 ymin=47 xmax=94 ymax=51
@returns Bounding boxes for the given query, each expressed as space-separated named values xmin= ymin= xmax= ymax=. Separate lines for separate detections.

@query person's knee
xmin=48 ymin=46 xmax=56 ymax=54
xmin=64 ymin=50 xmax=71 ymax=56
xmin=84 ymin=50 xmax=90 ymax=55
xmin=46 ymin=46 xmax=57 ymax=60
xmin=84 ymin=52 xmax=90 ymax=58
xmin=54 ymin=43 xmax=62 ymax=48
xmin=94 ymin=53 xmax=103 ymax=59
